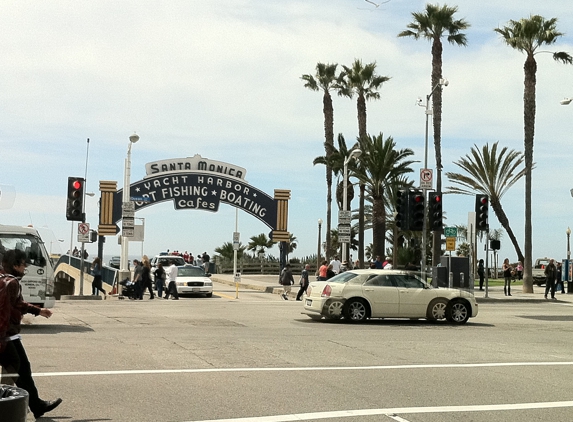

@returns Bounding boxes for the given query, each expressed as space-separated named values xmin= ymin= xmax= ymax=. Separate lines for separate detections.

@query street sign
xmin=339 ymin=235 xmax=350 ymax=243
xmin=446 ymin=237 xmax=456 ymax=251
xmin=444 ymin=226 xmax=458 ymax=238
xmin=122 ymin=210 xmax=135 ymax=218
xmin=234 ymin=272 xmax=241 ymax=283
xmin=78 ymin=233 xmax=89 ymax=243
xmin=122 ymin=217 xmax=135 ymax=228
xmin=338 ymin=224 xmax=351 ymax=235
xmin=130 ymin=196 xmax=150 ymax=202
xmin=122 ymin=228 xmax=134 ymax=237
xmin=420 ymin=168 xmax=433 ymax=189
xmin=78 ymin=223 xmax=90 ymax=235
xmin=338 ymin=210 xmax=351 ymax=224
xmin=233 ymin=232 xmax=240 ymax=243
xmin=122 ymin=201 xmax=135 ymax=212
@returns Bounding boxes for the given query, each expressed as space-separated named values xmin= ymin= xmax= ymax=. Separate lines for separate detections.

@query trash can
xmin=208 ymin=262 xmax=216 ymax=274
xmin=0 ymin=384 xmax=29 ymax=422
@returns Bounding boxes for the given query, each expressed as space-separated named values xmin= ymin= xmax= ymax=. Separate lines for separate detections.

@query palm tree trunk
xmin=372 ymin=194 xmax=385 ymax=259
xmin=359 ymin=184 xmax=365 ymax=268
xmin=522 ymin=54 xmax=537 ymax=293
xmin=491 ymin=200 xmax=524 ymax=263
xmin=324 ymin=92 xmax=334 ymax=258
xmin=431 ymin=37 xmax=444 ymax=266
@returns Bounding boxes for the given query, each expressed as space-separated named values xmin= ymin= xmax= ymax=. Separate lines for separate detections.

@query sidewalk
xmin=210 ymin=273 xmax=573 ymax=304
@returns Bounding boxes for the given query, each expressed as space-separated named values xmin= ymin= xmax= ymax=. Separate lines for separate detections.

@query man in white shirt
xmin=330 ymin=256 xmax=341 ymax=274
xmin=163 ymin=260 xmax=179 ymax=300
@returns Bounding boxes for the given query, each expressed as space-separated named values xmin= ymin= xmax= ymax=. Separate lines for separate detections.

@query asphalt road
xmin=16 ymin=280 xmax=573 ymax=421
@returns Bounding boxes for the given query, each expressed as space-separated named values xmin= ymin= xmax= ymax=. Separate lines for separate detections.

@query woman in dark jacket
xmin=154 ymin=263 xmax=166 ymax=298
xmin=140 ymin=258 xmax=155 ymax=300
xmin=91 ymin=257 xmax=106 ymax=297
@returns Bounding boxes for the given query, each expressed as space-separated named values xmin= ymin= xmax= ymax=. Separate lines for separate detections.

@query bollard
xmin=0 ymin=384 xmax=29 ymax=422
xmin=449 ymin=272 xmax=453 ymax=289
xmin=460 ymin=272 xmax=464 ymax=289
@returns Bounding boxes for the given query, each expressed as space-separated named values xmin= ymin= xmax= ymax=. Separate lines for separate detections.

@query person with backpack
xmin=280 ymin=263 xmax=294 ymax=300
xmin=0 ymin=249 xmax=63 ymax=418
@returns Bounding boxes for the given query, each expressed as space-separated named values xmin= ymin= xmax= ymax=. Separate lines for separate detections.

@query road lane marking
xmin=185 ymin=401 xmax=573 ymax=422
xmin=215 ymin=292 xmax=237 ymax=300
xmin=33 ymin=361 xmax=573 ymax=377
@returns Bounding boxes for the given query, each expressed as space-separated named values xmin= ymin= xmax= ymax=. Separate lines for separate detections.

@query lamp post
xmin=50 ymin=239 xmax=64 ymax=256
xmin=567 ymin=227 xmax=571 ymax=294
xmin=342 ymin=149 xmax=362 ymax=264
xmin=119 ymin=133 xmax=139 ymax=287
xmin=317 ymin=218 xmax=323 ymax=275
xmin=417 ymin=78 xmax=448 ymax=276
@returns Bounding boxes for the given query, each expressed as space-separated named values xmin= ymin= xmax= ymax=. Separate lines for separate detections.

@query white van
xmin=0 ymin=224 xmax=55 ymax=308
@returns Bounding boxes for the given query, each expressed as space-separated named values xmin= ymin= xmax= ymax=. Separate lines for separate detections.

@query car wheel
xmin=427 ymin=299 xmax=448 ymax=321
xmin=447 ymin=300 xmax=470 ymax=324
xmin=205 ymin=292 xmax=213 ymax=298
xmin=324 ymin=300 xmax=344 ymax=320
xmin=344 ymin=299 xmax=369 ymax=322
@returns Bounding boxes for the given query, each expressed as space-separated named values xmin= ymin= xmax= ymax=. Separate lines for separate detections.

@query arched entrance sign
xmin=98 ymin=155 xmax=290 ymax=245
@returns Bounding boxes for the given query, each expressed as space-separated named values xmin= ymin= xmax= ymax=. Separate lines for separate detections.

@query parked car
xmin=303 ymin=269 xmax=478 ymax=324
xmin=174 ymin=265 xmax=213 ymax=297
xmin=150 ymin=255 xmax=186 ymax=281
xmin=108 ymin=256 xmax=121 ymax=269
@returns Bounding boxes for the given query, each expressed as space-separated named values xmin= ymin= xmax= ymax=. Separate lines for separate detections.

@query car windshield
xmin=178 ymin=267 xmax=206 ymax=277
xmin=327 ymin=272 xmax=362 ymax=284
xmin=154 ymin=257 xmax=186 ymax=267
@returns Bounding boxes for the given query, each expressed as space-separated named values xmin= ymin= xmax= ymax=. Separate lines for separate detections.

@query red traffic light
xmin=433 ymin=195 xmax=441 ymax=203
xmin=414 ymin=195 xmax=424 ymax=203
xmin=72 ymin=180 xmax=82 ymax=190
xmin=479 ymin=196 xmax=487 ymax=204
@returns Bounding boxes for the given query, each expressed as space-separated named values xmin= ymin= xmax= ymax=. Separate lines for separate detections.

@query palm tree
xmin=445 ymin=142 xmax=526 ymax=264
xmin=398 ymin=3 xmax=470 ymax=264
xmin=337 ymin=59 xmax=390 ymax=267
xmin=301 ymin=63 xmax=340 ymax=258
xmin=215 ymin=242 xmax=246 ymax=261
xmin=286 ymin=234 xmax=298 ymax=255
xmin=353 ymin=133 xmax=416 ymax=259
xmin=247 ymin=233 xmax=276 ymax=258
xmin=495 ymin=15 xmax=572 ymax=292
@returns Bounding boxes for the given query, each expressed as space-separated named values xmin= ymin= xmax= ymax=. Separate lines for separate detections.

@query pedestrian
xmin=90 ymin=257 xmax=106 ymax=298
xmin=374 ymin=255 xmax=383 ymax=269
xmin=502 ymin=258 xmax=512 ymax=296
xmin=132 ymin=259 xmax=143 ymax=300
xmin=383 ymin=259 xmax=393 ymax=270
xmin=477 ymin=259 xmax=485 ymax=291
xmin=0 ymin=249 xmax=62 ymax=419
xmin=140 ymin=258 xmax=155 ymax=300
xmin=83 ymin=249 xmax=89 ymax=259
xmin=72 ymin=246 xmax=79 ymax=257
xmin=154 ymin=262 xmax=166 ymax=298
xmin=339 ymin=260 xmax=348 ymax=273
xmin=202 ymin=252 xmax=210 ymax=273
xmin=164 ymin=260 xmax=179 ymax=300
xmin=329 ymin=255 xmax=341 ymax=274
xmin=326 ymin=264 xmax=335 ymax=280
xmin=516 ymin=261 xmax=523 ymax=280
xmin=318 ymin=260 xmax=328 ymax=281
xmin=555 ymin=261 xmax=565 ymax=294
xmin=280 ymin=263 xmax=294 ymax=300
xmin=544 ymin=259 xmax=557 ymax=300
xmin=296 ymin=264 xmax=310 ymax=301
xmin=354 ymin=258 xmax=360 ymax=269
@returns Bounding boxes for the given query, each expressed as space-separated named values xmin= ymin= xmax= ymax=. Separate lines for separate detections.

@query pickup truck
xmin=533 ymin=257 xmax=553 ymax=286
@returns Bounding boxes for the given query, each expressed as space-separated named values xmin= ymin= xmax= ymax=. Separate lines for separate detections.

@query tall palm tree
xmin=445 ymin=142 xmax=526 ymax=264
xmin=398 ymin=3 xmax=470 ymax=264
xmin=495 ymin=15 xmax=572 ymax=292
xmin=353 ymin=133 xmax=416 ymax=259
xmin=337 ymin=59 xmax=390 ymax=267
xmin=215 ymin=242 xmax=246 ymax=261
xmin=247 ymin=233 xmax=275 ymax=258
xmin=301 ymin=63 xmax=340 ymax=258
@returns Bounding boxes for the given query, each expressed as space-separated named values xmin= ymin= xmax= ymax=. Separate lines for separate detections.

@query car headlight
xmin=204 ymin=282 xmax=212 ymax=286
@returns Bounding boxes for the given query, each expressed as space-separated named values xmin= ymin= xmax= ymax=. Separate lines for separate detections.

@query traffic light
xmin=428 ymin=192 xmax=443 ymax=231
xmin=395 ymin=190 xmax=410 ymax=231
xmin=475 ymin=194 xmax=489 ymax=231
xmin=409 ymin=191 xmax=425 ymax=231
xmin=66 ymin=177 xmax=85 ymax=221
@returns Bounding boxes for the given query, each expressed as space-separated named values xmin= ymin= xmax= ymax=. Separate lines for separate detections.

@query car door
xmin=361 ymin=274 xmax=400 ymax=317
xmin=392 ymin=274 xmax=436 ymax=318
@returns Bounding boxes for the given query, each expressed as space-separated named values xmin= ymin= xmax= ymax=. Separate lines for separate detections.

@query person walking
xmin=154 ymin=262 xmax=166 ymax=298
xmin=296 ymin=264 xmax=310 ymax=301
xmin=280 ymin=263 xmax=294 ymax=300
xmin=0 ymin=249 xmax=63 ymax=419
xmin=140 ymin=258 xmax=155 ymax=300
xmin=555 ymin=261 xmax=565 ymax=294
xmin=318 ymin=260 xmax=328 ymax=281
xmin=477 ymin=259 xmax=485 ymax=291
xmin=164 ymin=260 xmax=179 ymax=300
xmin=132 ymin=259 xmax=143 ymax=300
xmin=502 ymin=258 xmax=512 ymax=296
xmin=91 ymin=257 xmax=106 ymax=298
xmin=329 ymin=256 xmax=341 ymax=274
xmin=202 ymin=252 xmax=210 ymax=273
xmin=544 ymin=259 xmax=557 ymax=300
xmin=516 ymin=261 xmax=523 ymax=280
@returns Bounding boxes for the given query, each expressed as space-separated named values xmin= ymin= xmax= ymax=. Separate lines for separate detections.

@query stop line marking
xmin=33 ymin=360 xmax=573 ymax=378
xmin=186 ymin=401 xmax=573 ymax=422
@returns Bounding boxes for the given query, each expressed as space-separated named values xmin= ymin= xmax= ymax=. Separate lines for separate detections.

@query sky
xmin=1 ymin=0 xmax=573 ymax=266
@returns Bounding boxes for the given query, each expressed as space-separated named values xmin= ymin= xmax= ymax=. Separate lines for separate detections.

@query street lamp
xmin=560 ymin=98 xmax=572 ymax=106
xmin=119 ymin=133 xmax=139 ymax=287
xmin=417 ymin=78 xmax=448 ymax=276
xmin=342 ymin=148 xmax=362 ymax=263
xmin=50 ymin=239 xmax=64 ymax=255
xmin=567 ymin=227 xmax=571 ymax=294
xmin=317 ymin=218 xmax=323 ymax=275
